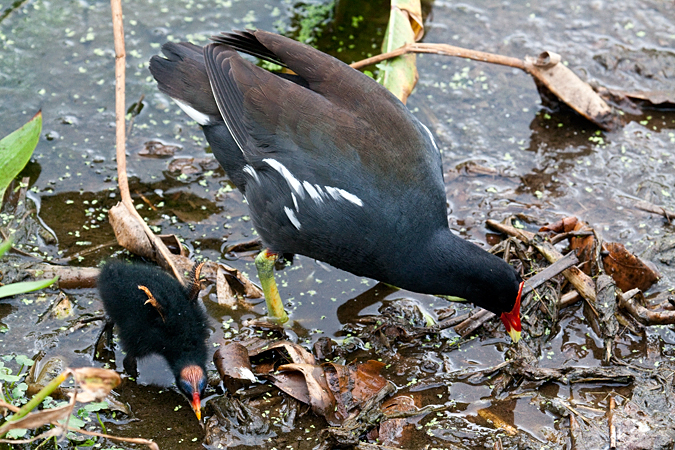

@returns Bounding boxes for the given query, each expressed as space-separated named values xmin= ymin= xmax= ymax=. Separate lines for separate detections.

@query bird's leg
xmin=123 ymin=354 xmax=139 ymax=378
xmin=103 ymin=320 xmax=114 ymax=346
xmin=93 ymin=319 xmax=115 ymax=360
xmin=254 ymin=249 xmax=288 ymax=323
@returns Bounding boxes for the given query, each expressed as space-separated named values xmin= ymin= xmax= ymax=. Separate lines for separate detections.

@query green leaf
xmin=83 ymin=401 xmax=109 ymax=412
xmin=0 ymin=374 xmax=20 ymax=382
xmin=0 ymin=112 xmax=42 ymax=201
xmin=377 ymin=0 xmax=422 ymax=103
xmin=5 ymin=428 xmax=27 ymax=439
xmin=14 ymin=355 xmax=34 ymax=367
xmin=0 ymin=276 xmax=58 ymax=299
xmin=0 ymin=239 xmax=11 ymax=258
xmin=61 ymin=415 xmax=86 ymax=429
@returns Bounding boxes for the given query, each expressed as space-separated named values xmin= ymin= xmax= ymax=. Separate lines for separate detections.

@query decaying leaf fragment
xmin=541 ymin=216 xmax=598 ymax=275
xmin=108 ymin=202 xmax=185 ymax=261
xmin=374 ymin=395 xmax=419 ymax=447
xmin=274 ymin=363 xmax=338 ymax=423
xmin=592 ymin=275 xmax=620 ymax=362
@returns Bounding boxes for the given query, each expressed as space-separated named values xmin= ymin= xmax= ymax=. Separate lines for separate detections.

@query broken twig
xmin=351 ymin=43 xmax=618 ymax=130
xmin=618 ymin=288 xmax=675 ymax=325
xmin=110 ymin=0 xmax=180 ymax=281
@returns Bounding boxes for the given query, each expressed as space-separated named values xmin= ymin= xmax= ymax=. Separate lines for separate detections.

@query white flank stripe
xmin=243 ymin=165 xmax=260 ymax=183
xmin=303 ymin=181 xmax=323 ymax=203
xmin=421 ymin=123 xmax=439 ymax=153
xmin=324 ymin=186 xmax=364 ymax=207
xmin=291 ymin=193 xmax=299 ymax=211
xmin=263 ymin=158 xmax=304 ymax=197
xmin=335 ymin=188 xmax=364 ymax=206
xmin=325 ymin=186 xmax=341 ymax=201
xmin=284 ymin=206 xmax=301 ymax=229
xmin=174 ymin=99 xmax=212 ymax=126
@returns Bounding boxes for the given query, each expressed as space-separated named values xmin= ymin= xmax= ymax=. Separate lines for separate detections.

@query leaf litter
xmin=191 ymin=211 xmax=675 ymax=449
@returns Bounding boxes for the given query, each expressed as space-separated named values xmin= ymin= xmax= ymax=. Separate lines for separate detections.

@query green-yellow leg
xmin=254 ymin=249 xmax=289 ymax=323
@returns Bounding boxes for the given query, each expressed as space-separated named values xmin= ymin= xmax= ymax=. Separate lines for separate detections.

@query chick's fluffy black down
xmin=97 ymin=261 xmax=208 ymax=374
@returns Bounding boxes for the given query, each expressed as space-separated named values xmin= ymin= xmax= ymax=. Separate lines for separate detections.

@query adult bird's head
xmin=440 ymin=246 xmax=524 ymax=343
xmin=177 ymin=365 xmax=207 ymax=420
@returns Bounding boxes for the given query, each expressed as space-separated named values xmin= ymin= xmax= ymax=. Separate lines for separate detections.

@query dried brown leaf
xmin=377 ymin=395 xmax=418 ymax=447
xmin=352 ymin=360 xmax=387 ymax=405
xmin=524 ymin=52 xmax=619 ymax=131
xmin=539 ymin=216 xmax=580 ymax=233
xmin=477 ymin=407 xmax=518 ymax=435
xmin=216 ymin=267 xmax=237 ymax=307
xmin=274 ymin=363 xmax=337 ymax=424
xmin=602 ymin=242 xmax=660 ymax=292
xmin=70 ymin=367 xmax=121 ymax=402
xmin=213 ymin=342 xmax=256 ymax=392
xmin=108 ymin=202 xmax=153 ymax=258
xmin=268 ymin=370 xmax=311 ymax=404
xmin=323 ymin=360 xmax=388 ymax=424
xmin=0 ymin=399 xmax=73 ymax=435
xmin=248 ymin=341 xmax=316 ymax=365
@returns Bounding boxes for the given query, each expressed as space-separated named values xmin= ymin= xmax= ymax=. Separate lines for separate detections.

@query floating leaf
xmin=0 ymin=112 xmax=42 ymax=201
xmin=138 ymin=140 xmax=179 ymax=158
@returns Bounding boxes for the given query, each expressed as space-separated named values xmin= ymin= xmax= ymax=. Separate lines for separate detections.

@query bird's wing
xmin=203 ymin=31 xmax=441 ymax=188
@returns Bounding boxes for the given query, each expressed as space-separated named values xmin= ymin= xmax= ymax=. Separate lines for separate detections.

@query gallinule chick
xmin=97 ymin=261 xmax=208 ymax=419
xmin=149 ymin=30 xmax=524 ymax=341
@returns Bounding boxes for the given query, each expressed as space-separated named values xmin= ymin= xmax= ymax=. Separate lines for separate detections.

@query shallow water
xmin=1 ymin=0 xmax=674 ymax=448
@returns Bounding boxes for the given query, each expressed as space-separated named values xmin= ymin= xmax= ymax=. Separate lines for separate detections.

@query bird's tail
xmin=149 ymin=42 xmax=221 ymax=125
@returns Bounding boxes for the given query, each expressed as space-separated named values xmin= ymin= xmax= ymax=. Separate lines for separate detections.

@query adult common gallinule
xmin=149 ymin=30 xmax=524 ymax=341
xmin=98 ymin=261 xmax=208 ymax=419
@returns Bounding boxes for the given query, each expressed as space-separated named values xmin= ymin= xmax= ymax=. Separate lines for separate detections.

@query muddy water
xmin=1 ymin=0 xmax=674 ymax=448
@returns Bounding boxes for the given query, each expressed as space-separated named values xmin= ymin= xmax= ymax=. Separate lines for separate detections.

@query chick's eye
xmin=198 ymin=377 xmax=207 ymax=394
xmin=179 ymin=379 xmax=192 ymax=393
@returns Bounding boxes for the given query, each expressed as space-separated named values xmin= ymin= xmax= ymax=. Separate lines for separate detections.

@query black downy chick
xmin=97 ymin=260 xmax=208 ymax=420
